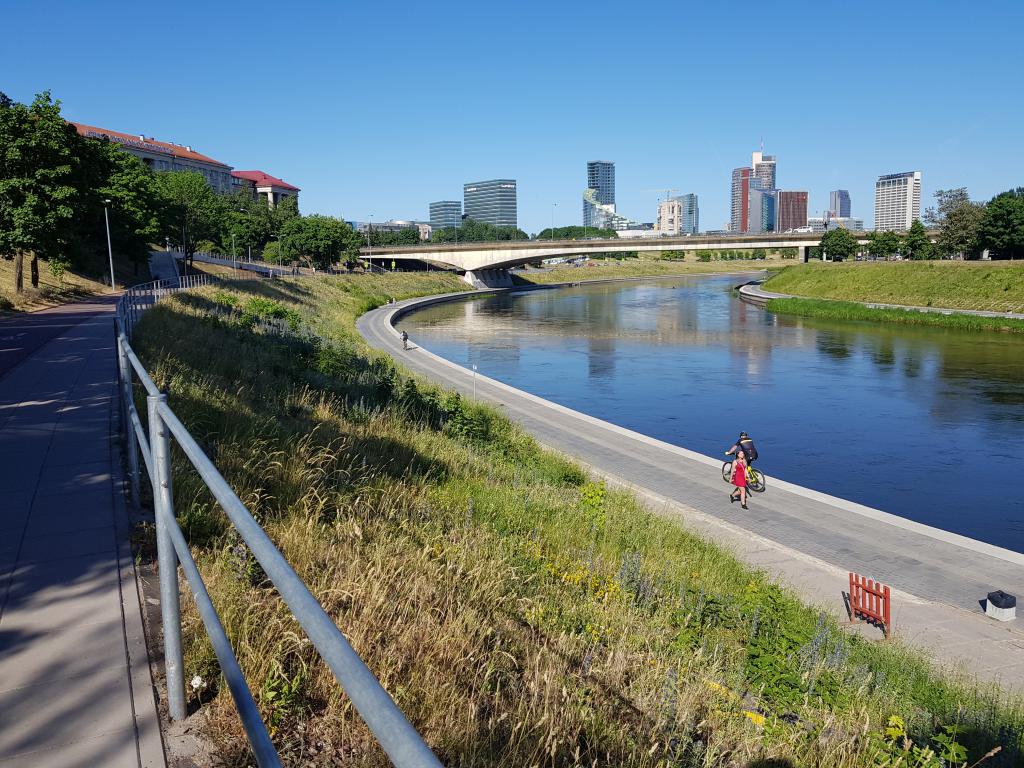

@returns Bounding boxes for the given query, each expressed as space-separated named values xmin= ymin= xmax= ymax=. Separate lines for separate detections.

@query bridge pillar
xmin=799 ymin=245 xmax=809 ymax=263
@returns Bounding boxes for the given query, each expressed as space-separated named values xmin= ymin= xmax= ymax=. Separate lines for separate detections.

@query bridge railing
xmin=114 ymin=280 xmax=441 ymax=768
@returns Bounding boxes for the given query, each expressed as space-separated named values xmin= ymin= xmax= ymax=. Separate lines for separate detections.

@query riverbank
xmin=764 ymin=261 xmax=1024 ymax=314
xmin=513 ymin=255 xmax=789 ymax=285
xmin=131 ymin=272 xmax=1024 ymax=766
xmin=765 ymin=296 xmax=1024 ymax=333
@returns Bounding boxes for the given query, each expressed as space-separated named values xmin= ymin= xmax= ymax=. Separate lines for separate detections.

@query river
xmin=397 ymin=273 xmax=1024 ymax=552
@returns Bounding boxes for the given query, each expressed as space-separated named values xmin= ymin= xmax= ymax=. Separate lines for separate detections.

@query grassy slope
xmin=515 ymin=256 xmax=786 ymax=285
xmin=765 ymin=298 xmax=1024 ymax=334
xmin=0 ymin=251 xmax=151 ymax=312
xmin=133 ymin=274 xmax=1023 ymax=767
xmin=764 ymin=262 xmax=1024 ymax=314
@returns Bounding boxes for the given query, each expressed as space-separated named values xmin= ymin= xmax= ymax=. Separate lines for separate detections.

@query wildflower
xmin=191 ymin=675 xmax=207 ymax=691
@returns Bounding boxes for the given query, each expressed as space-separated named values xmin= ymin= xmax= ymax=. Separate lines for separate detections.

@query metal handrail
xmin=114 ymin=275 xmax=441 ymax=767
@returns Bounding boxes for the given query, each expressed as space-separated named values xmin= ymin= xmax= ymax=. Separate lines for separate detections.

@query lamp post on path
xmin=103 ymin=199 xmax=116 ymax=292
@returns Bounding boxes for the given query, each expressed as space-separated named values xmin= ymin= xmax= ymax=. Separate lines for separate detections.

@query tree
xmin=222 ymin=191 xmax=273 ymax=258
xmin=924 ymin=188 xmax=985 ymax=259
xmin=153 ymin=171 xmax=226 ymax=267
xmin=534 ymin=225 xmax=618 ymax=240
xmin=866 ymin=230 xmax=902 ymax=260
xmin=0 ymin=91 xmax=82 ymax=293
xmin=901 ymin=220 xmax=933 ymax=260
xmin=280 ymin=214 xmax=359 ymax=269
xmin=977 ymin=188 xmax=1024 ymax=260
xmin=819 ymin=227 xmax=859 ymax=261
xmin=431 ymin=218 xmax=529 ymax=243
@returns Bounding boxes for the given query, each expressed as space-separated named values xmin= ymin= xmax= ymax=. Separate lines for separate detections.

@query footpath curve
xmin=358 ymin=285 xmax=1024 ymax=691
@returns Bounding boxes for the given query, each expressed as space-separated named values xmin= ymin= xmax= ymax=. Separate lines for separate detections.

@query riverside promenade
xmin=0 ymin=299 xmax=163 ymax=767
xmin=359 ymin=290 xmax=1024 ymax=690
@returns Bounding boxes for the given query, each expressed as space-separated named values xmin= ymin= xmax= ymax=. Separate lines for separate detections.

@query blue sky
xmin=3 ymin=0 xmax=1022 ymax=233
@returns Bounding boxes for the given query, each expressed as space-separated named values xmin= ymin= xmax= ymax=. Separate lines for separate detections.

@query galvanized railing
xmin=115 ymin=277 xmax=441 ymax=767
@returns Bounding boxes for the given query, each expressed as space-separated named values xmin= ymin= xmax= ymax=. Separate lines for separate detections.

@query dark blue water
xmin=399 ymin=275 xmax=1024 ymax=552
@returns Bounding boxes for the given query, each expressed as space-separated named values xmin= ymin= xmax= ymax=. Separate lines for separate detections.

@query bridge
xmin=360 ymin=232 xmax=874 ymax=286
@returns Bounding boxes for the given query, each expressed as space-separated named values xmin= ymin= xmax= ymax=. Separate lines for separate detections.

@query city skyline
xmin=2 ymin=1 xmax=1021 ymax=234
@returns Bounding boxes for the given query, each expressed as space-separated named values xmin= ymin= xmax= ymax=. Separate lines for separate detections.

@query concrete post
xmin=799 ymin=245 xmax=809 ymax=263
xmin=148 ymin=394 xmax=186 ymax=721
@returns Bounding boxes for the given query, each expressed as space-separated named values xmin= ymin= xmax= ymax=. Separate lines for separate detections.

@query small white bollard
xmin=985 ymin=590 xmax=1016 ymax=622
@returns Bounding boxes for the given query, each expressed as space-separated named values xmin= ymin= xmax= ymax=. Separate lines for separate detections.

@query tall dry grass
xmin=130 ymin=274 xmax=1024 ymax=767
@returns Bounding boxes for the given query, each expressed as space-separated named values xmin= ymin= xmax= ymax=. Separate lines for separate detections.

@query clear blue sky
xmin=3 ymin=0 xmax=1022 ymax=233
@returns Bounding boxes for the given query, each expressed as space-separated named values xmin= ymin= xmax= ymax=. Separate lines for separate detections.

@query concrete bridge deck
xmin=0 ymin=299 xmax=163 ymax=767
xmin=358 ymin=286 xmax=1024 ymax=691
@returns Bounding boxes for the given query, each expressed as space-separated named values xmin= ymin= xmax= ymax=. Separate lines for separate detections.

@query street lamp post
xmin=103 ymin=199 xmax=116 ymax=292
xmin=551 ymin=203 xmax=557 ymax=241
xmin=231 ymin=232 xmax=237 ymax=277
xmin=367 ymin=216 xmax=373 ymax=273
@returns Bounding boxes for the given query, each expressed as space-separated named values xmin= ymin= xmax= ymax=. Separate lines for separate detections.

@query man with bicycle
xmin=725 ymin=432 xmax=758 ymax=465
xmin=725 ymin=432 xmax=760 ymax=508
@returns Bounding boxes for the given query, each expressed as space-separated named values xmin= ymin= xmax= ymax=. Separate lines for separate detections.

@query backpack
xmin=739 ymin=438 xmax=758 ymax=461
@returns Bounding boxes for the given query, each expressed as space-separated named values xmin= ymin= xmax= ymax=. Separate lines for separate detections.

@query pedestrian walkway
xmin=359 ymin=292 xmax=1024 ymax=691
xmin=0 ymin=299 xmax=163 ymax=767
xmin=147 ymin=250 xmax=179 ymax=284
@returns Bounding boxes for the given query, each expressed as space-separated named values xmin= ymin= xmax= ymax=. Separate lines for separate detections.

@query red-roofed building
xmin=71 ymin=122 xmax=234 ymax=194
xmin=231 ymin=170 xmax=300 ymax=209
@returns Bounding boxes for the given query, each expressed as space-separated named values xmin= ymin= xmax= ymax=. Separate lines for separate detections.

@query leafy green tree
xmin=153 ymin=171 xmax=226 ymax=267
xmin=901 ymin=220 xmax=934 ymax=260
xmin=866 ymin=230 xmax=902 ymax=260
xmin=923 ymin=188 xmax=985 ymax=259
xmin=977 ymin=188 xmax=1024 ymax=260
xmin=269 ymin=195 xmax=299 ymax=235
xmin=432 ymin=218 xmax=529 ymax=243
xmin=0 ymin=91 xmax=82 ymax=293
xmin=534 ymin=225 xmax=618 ymax=240
xmin=221 ymin=191 xmax=274 ymax=258
xmin=819 ymin=227 xmax=859 ymax=261
xmin=280 ymin=214 xmax=359 ymax=269
xmin=368 ymin=226 xmax=420 ymax=246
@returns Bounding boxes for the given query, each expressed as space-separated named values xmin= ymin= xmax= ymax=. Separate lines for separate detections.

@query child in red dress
xmin=730 ymin=450 xmax=749 ymax=509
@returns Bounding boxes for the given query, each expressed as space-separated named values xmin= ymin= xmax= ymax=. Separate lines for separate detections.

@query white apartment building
xmin=874 ymin=171 xmax=921 ymax=231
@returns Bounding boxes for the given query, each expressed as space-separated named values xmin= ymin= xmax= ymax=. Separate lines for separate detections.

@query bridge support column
xmin=464 ymin=269 xmax=513 ymax=289
xmin=799 ymin=245 xmax=809 ymax=263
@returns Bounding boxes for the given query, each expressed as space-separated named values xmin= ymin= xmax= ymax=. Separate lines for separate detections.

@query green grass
xmin=514 ymin=256 xmax=783 ymax=285
xmin=131 ymin=273 xmax=1024 ymax=767
xmin=0 ymin=249 xmax=150 ymax=312
xmin=764 ymin=261 xmax=1024 ymax=314
xmin=765 ymin=297 xmax=1024 ymax=334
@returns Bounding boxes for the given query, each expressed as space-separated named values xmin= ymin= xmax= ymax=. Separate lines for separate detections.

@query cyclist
xmin=725 ymin=431 xmax=758 ymax=465
xmin=401 ymin=330 xmax=409 ymax=350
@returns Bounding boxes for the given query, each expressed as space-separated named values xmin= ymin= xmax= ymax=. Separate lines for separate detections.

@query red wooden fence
xmin=849 ymin=572 xmax=891 ymax=638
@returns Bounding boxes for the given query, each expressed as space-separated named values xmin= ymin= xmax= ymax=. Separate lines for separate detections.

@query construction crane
xmin=641 ymin=187 xmax=680 ymax=202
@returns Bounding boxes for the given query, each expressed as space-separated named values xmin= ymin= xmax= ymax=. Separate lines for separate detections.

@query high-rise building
xmin=747 ymin=188 xmax=776 ymax=234
xmin=776 ymin=191 xmax=808 ymax=232
xmin=464 ymin=179 xmax=518 ymax=228
xmin=829 ymin=189 xmax=851 ymax=218
xmin=751 ymin=151 xmax=776 ymax=193
xmin=678 ymin=193 xmax=699 ymax=235
xmin=587 ymin=161 xmax=615 ymax=205
xmin=874 ymin=172 xmax=921 ymax=231
xmin=583 ymin=189 xmax=643 ymax=231
xmin=429 ymin=200 xmax=462 ymax=230
xmin=730 ymin=167 xmax=753 ymax=233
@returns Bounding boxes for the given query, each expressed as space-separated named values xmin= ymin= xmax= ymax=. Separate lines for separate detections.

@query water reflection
xmin=401 ymin=276 xmax=1024 ymax=550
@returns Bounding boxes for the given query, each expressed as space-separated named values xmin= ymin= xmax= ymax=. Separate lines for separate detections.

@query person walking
xmin=401 ymin=330 xmax=409 ymax=350
xmin=729 ymin=449 xmax=749 ymax=509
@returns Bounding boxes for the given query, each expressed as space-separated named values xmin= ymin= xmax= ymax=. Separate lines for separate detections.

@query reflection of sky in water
xmin=400 ymin=276 xmax=1024 ymax=551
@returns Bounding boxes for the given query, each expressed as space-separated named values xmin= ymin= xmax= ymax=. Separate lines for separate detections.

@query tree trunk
xmin=30 ymin=255 xmax=39 ymax=288
xmin=14 ymin=250 xmax=24 ymax=294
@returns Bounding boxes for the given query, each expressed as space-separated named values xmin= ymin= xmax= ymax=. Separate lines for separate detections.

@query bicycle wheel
xmin=722 ymin=461 xmax=734 ymax=483
xmin=748 ymin=469 xmax=766 ymax=493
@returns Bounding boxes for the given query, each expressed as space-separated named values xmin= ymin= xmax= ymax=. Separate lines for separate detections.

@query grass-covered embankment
xmin=132 ymin=272 xmax=1024 ymax=767
xmin=765 ymin=297 xmax=1024 ymax=334
xmin=515 ymin=256 xmax=781 ymax=285
xmin=0 ymin=250 xmax=150 ymax=312
xmin=764 ymin=262 xmax=1024 ymax=314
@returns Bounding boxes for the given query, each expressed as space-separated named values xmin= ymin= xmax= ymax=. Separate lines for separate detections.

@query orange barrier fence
xmin=849 ymin=572 xmax=891 ymax=639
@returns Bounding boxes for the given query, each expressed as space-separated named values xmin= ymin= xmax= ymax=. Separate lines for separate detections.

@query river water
xmin=398 ymin=274 xmax=1024 ymax=552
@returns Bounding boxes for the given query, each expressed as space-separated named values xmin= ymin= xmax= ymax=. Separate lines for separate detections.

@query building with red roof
xmin=231 ymin=170 xmax=300 ymax=209
xmin=71 ymin=122 xmax=234 ymax=195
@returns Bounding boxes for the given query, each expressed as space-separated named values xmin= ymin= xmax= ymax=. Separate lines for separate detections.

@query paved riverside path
xmin=359 ymin=290 xmax=1024 ymax=690
xmin=0 ymin=300 xmax=164 ymax=767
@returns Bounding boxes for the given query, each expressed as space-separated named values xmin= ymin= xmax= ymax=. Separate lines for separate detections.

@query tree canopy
xmin=280 ymin=214 xmax=360 ymax=269
xmin=978 ymin=188 xmax=1024 ymax=260
xmin=925 ymin=188 xmax=985 ymax=259
xmin=819 ymin=227 xmax=859 ymax=260
xmin=431 ymin=218 xmax=528 ymax=243
xmin=534 ymin=225 xmax=619 ymax=241
xmin=866 ymin=230 xmax=902 ymax=259
xmin=901 ymin=220 xmax=933 ymax=260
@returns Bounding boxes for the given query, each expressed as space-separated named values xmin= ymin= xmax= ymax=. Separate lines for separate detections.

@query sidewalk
xmin=359 ymin=292 xmax=1024 ymax=692
xmin=0 ymin=300 xmax=163 ymax=767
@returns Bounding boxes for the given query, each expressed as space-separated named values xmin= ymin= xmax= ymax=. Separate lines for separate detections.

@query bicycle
xmin=722 ymin=458 xmax=766 ymax=493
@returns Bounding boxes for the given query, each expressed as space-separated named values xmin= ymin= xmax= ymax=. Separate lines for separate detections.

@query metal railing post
xmin=148 ymin=393 xmax=186 ymax=720
xmin=117 ymin=334 xmax=141 ymax=507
